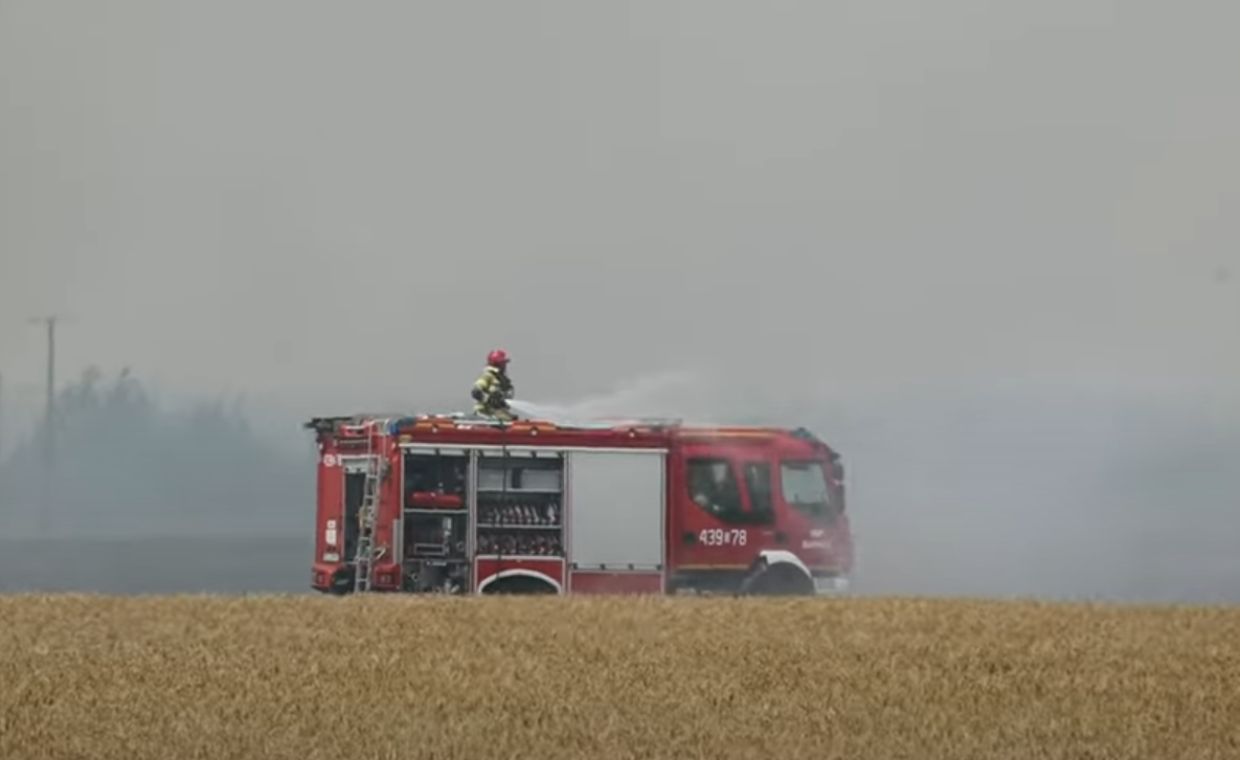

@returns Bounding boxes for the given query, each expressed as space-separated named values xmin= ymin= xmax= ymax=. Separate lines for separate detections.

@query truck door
xmin=672 ymin=446 xmax=774 ymax=575
xmin=737 ymin=457 xmax=785 ymax=553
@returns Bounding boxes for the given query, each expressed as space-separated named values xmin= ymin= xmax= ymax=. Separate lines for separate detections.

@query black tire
xmin=481 ymin=575 xmax=559 ymax=595
xmin=738 ymin=561 xmax=815 ymax=596
xmin=327 ymin=567 xmax=355 ymax=595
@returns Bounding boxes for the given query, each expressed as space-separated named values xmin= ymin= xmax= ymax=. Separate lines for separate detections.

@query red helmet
xmin=487 ymin=349 xmax=510 ymax=367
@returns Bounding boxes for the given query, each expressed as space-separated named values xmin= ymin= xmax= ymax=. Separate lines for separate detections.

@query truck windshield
xmin=780 ymin=460 xmax=834 ymax=520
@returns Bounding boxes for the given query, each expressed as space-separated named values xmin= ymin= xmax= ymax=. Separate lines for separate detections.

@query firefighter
xmin=471 ymin=349 xmax=516 ymax=421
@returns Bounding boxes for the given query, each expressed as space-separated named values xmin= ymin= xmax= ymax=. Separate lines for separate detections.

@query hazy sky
xmin=2 ymin=0 xmax=1238 ymax=428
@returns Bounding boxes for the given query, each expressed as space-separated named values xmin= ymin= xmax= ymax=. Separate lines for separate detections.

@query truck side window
xmin=687 ymin=458 xmax=746 ymax=522
xmin=743 ymin=462 xmax=775 ymax=524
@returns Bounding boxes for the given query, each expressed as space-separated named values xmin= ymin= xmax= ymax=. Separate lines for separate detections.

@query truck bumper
xmin=813 ymin=575 xmax=850 ymax=595
xmin=312 ymin=563 xmax=350 ymax=593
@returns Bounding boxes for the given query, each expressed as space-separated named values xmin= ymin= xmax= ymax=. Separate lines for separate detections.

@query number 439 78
xmin=699 ymin=528 xmax=747 ymax=546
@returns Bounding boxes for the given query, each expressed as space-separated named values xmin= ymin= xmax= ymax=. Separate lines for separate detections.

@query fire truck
xmin=304 ymin=412 xmax=853 ymax=596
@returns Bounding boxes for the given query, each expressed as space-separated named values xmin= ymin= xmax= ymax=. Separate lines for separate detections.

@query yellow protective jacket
xmin=471 ymin=365 xmax=514 ymax=412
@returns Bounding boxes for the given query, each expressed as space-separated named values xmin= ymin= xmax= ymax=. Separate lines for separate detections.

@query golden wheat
xmin=1 ymin=593 xmax=1238 ymax=760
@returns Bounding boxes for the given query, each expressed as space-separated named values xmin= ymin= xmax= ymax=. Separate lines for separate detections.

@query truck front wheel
xmin=738 ymin=560 xmax=815 ymax=596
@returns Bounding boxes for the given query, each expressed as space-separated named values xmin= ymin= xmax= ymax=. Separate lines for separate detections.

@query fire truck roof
xmin=303 ymin=411 xmax=834 ymax=454
xmin=305 ymin=412 xmax=684 ymax=437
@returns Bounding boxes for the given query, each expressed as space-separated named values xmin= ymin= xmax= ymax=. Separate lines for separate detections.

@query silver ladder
xmin=352 ymin=425 xmax=386 ymax=593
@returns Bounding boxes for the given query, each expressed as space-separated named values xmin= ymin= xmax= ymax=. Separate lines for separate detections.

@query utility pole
xmin=28 ymin=315 xmax=60 ymax=535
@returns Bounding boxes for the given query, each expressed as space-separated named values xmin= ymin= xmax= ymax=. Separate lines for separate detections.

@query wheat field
xmin=2 ymin=593 xmax=1238 ymax=760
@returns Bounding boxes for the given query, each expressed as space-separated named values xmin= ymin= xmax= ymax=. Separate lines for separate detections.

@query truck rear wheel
xmin=325 ymin=567 xmax=355 ymax=595
xmin=480 ymin=575 xmax=559 ymax=595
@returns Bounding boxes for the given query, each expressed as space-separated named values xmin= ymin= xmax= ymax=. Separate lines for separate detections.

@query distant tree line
xmin=0 ymin=367 xmax=312 ymax=538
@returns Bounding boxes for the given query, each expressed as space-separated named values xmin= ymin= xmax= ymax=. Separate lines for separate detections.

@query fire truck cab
xmin=305 ymin=413 xmax=852 ymax=596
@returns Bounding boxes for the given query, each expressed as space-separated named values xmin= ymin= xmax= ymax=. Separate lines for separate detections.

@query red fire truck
xmin=304 ymin=412 xmax=852 ymax=596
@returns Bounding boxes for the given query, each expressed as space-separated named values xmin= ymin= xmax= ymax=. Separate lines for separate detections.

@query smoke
xmin=0 ymin=367 xmax=310 ymax=541
xmin=803 ymin=383 xmax=1240 ymax=604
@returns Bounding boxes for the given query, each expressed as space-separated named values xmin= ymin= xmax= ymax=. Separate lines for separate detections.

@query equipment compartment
xmin=404 ymin=448 xmax=467 ymax=503
xmin=475 ymin=449 xmax=565 ymax=560
xmin=401 ymin=448 xmax=471 ymax=593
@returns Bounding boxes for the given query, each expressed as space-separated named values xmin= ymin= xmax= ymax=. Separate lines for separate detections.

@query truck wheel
xmin=738 ymin=560 xmax=815 ymax=596
xmin=480 ymin=575 xmax=558 ymax=595
xmin=327 ymin=567 xmax=355 ymax=595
